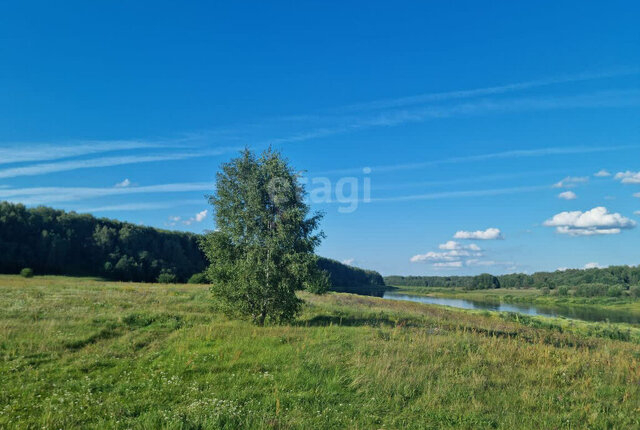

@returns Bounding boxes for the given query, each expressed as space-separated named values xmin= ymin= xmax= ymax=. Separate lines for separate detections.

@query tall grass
xmin=1 ymin=275 xmax=638 ymax=429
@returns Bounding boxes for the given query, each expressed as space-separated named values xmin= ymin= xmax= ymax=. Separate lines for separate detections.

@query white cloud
xmin=166 ymin=215 xmax=182 ymax=227
xmin=584 ymin=262 xmax=603 ymax=269
xmin=556 ymin=267 xmax=569 ymax=272
xmin=635 ymin=210 xmax=640 ymax=215
xmin=465 ymin=259 xmax=497 ymax=267
xmin=552 ymin=176 xmax=589 ymax=188
xmin=594 ymin=169 xmax=611 ymax=177
xmin=410 ymin=250 xmax=474 ymax=263
xmin=115 ymin=178 xmax=131 ymax=188
xmin=453 ymin=228 xmax=503 ymax=240
xmin=635 ymin=193 xmax=640 ymax=198
xmin=341 ymin=258 xmax=355 ymax=266
xmin=438 ymin=240 xmax=481 ymax=251
xmin=433 ymin=261 xmax=463 ymax=268
xmin=614 ymin=171 xmax=640 ymax=184
xmin=410 ymin=241 xmax=484 ymax=267
xmin=195 ymin=210 xmax=208 ymax=222
xmin=558 ymin=191 xmax=577 ymax=200
xmin=183 ymin=209 xmax=209 ymax=226
xmin=543 ymin=206 xmax=636 ymax=236
xmin=410 ymin=237 xmax=513 ymax=270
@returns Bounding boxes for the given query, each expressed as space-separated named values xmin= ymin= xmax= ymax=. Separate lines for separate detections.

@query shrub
xmin=557 ymin=286 xmax=569 ymax=296
xmin=574 ymin=283 xmax=610 ymax=297
xmin=628 ymin=285 xmax=640 ymax=298
xmin=541 ymin=287 xmax=550 ymax=295
xmin=157 ymin=272 xmax=178 ymax=284
xmin=606 ymin=285 xmax=624 ymax=297
xmin=20 ymin=268 xmax=34 ymax=278
xmin=187 ymin=272 xmax=208 ymax=284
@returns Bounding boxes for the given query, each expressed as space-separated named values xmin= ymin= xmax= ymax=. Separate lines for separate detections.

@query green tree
xmin=470 ymin=273 xmax=500 ymax=290
xmin=201 ymin=148 xmax=328 ymax=325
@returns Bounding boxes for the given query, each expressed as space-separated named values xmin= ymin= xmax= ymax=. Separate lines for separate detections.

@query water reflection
xmin=382 ymin=292 xmax=640 ymax=325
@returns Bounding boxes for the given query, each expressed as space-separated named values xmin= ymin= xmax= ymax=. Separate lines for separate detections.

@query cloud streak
xmin=0 ymin=182 xmax=214 ymax=205
xmin=79 ymin=199 xmax=206 ymax=213
xmin=0 ymin=148 xmax=237 ymax=179
xmin=318 ymin=145 xmax=637 ymax=176
xmin=0 ymin=140 xmax=168 ymax=166
xmin=370 ymin=185 xmax=550 ymax=203
xmin=335 ymin=68 xmax=640 ymax=113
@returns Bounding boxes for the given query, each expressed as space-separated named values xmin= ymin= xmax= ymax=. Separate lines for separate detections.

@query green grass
xmin=1 ymin=275 xmax=639 ymax=429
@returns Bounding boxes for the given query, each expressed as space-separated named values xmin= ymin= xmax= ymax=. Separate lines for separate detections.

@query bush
xmin=628 ymin=285 xmax=640 ymax=298
xmin=20 ymin=268 xmax=34 ymax=278
xmin=574 ymin=283 xmax=610 ymax=297
xmin=606 ymin=285 xmax=624 ymax=297
xmin=157 ymin=272 xmax=178 ymax=284
xmin=187 ymin=272 xmax=208 ymax=284
xmin=557 ymin=286 xmax=569 ymax=296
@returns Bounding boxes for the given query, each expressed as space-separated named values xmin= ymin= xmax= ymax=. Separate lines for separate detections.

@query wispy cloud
xmin=114 ymin=178 xmax=132 ymax=188
xmin=371 ymin=169 xmax=562 ymax=191
xmin=79 ymin=199 xmax=206 ymax=213
xmin=558 ymin=191 xmax=578 ymax=200
xmin=0 ymin=148 xmax=237 ymax=179
xmin=335 ymin=68 xmax=640 ymax=113
xmin=614 ymin=171 xmax=640 ymax=184
xmin=552 ymin=176 xmax=589 ymax=188
xmin=370 ymin=185 xmax=550 ymax=203
xmin=0 ymin=140 xmax=169 ymax=166
xmin=317 ymin=145 xmax=636 ymax=176
xmin=0 ymin=182 xmax=213 ymax=205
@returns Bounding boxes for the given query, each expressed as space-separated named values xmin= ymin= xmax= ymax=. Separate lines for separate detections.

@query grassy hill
xmin=1 ymin=275 xmax=638 ymax=429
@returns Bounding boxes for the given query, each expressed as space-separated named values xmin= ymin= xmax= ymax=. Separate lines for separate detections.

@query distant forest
xmin=386 ymin=266 xmax=640 ymax=297
xmin=0 ymin=202 xmax=385 ymax=291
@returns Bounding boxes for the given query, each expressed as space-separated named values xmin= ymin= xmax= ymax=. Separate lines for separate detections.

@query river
xmin=382 ymin=292 xmax=640 ymax=325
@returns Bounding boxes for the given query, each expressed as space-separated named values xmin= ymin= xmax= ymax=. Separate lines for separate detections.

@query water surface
xmin=382 ymin=292 xmax=640 ymax=325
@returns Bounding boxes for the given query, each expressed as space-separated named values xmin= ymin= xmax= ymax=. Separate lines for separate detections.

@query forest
xmin=386 ymin=265 xmax=640 ymax=297
xmin=0 ymin=202 xmax=385 ymax=290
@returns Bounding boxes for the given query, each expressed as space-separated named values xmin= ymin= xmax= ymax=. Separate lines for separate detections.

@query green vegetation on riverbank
xmin=391 ymin=285 xmax=640 ymax=318
xmin=2 ymin=275 xmax=639 ymax=429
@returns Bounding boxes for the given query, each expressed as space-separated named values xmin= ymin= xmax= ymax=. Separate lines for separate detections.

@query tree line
xmin=385 ymin=265 xmax=640 ymax=297
xmin=0 ymin=201 xmax=385 ymax=290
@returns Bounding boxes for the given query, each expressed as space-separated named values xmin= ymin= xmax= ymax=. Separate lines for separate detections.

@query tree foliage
xmin=0 ymin=202 xmax=205 ymax=282
xmin=385 ymin=265 xmax=640 ymax=297
xmin=202 ymin=149 xmax=329 ymax=324
xmin=0 ymin=201 xmax=384 ymax=291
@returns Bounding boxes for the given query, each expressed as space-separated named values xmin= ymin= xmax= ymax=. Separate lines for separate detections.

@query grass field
xmin=1 ymin=276 xmax=639 ymax=429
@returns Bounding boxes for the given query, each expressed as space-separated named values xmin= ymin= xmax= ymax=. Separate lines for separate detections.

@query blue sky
xmin=1 ymin=1 xmax=639 ymax=275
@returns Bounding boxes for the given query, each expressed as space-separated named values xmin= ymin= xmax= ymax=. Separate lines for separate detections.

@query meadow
xmin=1 ymin=275 xmax=639 ymax=429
